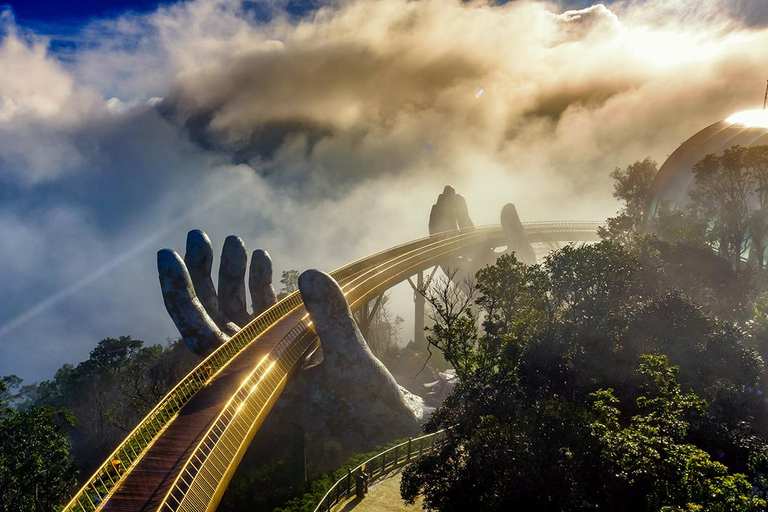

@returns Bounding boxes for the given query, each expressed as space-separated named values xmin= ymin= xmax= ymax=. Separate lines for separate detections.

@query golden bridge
xmin=61 ymin=221 xmax=602 ymax=512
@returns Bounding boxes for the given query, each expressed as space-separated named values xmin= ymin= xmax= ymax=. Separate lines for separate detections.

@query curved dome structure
xmin=646 ymin=110 xmax=768 ymax=218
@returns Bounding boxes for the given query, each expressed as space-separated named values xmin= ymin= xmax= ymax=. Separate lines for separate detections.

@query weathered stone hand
xmin=275 ymin=270 xmax=423 ymax=463
xmin=159 ymin=231 xmax=422 ymax=473
xmin=158 ymin=230 xmax=277 ymax=355
xmin=500 ymin=203 xmax=537 ymax=265
xmin=428 ymin=185 xmax=537 ymax=273
xmin=428 ymin=185 xmax=474 ymax=234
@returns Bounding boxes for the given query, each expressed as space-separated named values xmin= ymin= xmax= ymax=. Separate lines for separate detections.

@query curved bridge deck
xmin=63 ymin=222 xmax=600 ymax=512
xmin=104 ymin=308 xmax=307 ymax=511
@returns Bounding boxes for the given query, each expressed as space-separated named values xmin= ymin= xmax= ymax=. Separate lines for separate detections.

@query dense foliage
xmin=0 ymin=377 xmax=77 ymax=511
xmin=590 ymin=356 xmax=763 ymax=512
xmin=401 ymin=150 xmax=768 ymax=510
xmin=688 ymin=145 xmax=768 ymax=269
xmin=598 ymin=157 xmax=658 ymax=244
xmin=0 ymin=335 xmax=199 ymax=512
xmin=605 ymin=146 xmax=768 ymax=270
xmin=401 ymin=240 xmax=768 ymax=511
xmin=25 ymin=336 xmax=199 ymax=471
xmin=279 ymin=269 xmax=301 ymax=296
xmin=7 ymin=148 xmax=768 ymax=510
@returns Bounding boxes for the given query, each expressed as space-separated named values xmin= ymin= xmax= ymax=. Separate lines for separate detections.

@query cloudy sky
xmin=0 ymin=0 xmax=767 ymax=382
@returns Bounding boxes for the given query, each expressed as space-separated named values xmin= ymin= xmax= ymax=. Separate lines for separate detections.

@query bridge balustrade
xmin=61 ymin=222 xmax=599 ymax=512
xmin=313 ymin=430 xmax=448 ymax=512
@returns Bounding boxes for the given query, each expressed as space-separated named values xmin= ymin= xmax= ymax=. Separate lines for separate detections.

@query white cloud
xmin=1 ymin=0 xmax=768 ymax=380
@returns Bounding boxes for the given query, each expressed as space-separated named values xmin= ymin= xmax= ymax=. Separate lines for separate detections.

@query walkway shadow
xmin=338 ymin=496 xmax=364 ymax=511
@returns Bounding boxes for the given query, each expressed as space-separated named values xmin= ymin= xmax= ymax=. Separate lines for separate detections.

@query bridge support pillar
xmin=414 ymin=271 xmax=426 ymax=351
xmin=354 ymin=295 xmax=383 ymax=346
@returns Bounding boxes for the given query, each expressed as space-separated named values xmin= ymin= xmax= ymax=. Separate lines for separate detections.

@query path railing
xmin=313 ymin=430 xmax=448 ymax=512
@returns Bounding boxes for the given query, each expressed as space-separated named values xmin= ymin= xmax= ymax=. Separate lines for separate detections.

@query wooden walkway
xmin=103 ymin=308 xmax=307 ymax=511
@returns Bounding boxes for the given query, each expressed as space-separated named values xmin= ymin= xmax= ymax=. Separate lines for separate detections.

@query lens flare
xmin=726 ymin=110 xmax=768 ymax=129
xmin=622 ymin=27 xmax=733 ymax=67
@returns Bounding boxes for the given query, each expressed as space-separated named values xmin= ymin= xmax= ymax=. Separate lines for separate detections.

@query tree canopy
xmin=598 ymin=158 xmax=657 ymax=244
xmin=0 ymin=377 xmax=77 ymax=511
xmin=401 ymin=240 xmax=768 ymax=511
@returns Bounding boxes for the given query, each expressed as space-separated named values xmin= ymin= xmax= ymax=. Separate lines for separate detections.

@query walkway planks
xmin=103 ymin=308 xmax=307 ymax=511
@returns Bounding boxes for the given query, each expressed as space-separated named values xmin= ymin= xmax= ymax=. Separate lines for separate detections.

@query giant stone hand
xmin=274 ymin=270 xmax=423 ymax=463
xmin=428 ymin=185 xmax=474 ymax=234
xmin=158 ymin=231 xmax=423 ymax=471
xmin=428 ymin=185 xmax=537 ymax=274
xmin=158 ymin=230 xmax=277 ymax=355
xmin=500 ymin=202 xmax=537 ymax=264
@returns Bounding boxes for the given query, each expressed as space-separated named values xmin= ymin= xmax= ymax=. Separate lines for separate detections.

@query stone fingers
xmin=428 ymin=185 xmax=475 ymax=236
xmin=158 ymin=249 xmax=228 ymax=356
xmin=161 ymin=230 xmax=281 ymax=353
xmin=249 ymin=249 xmax=278 ymax=317
xmin=218 ymin=235 xmax=252 ymax=327
xmin=296 ymin=269 xmax=421 ymax=436
xmin=298 ymin=269 xmax=369 ymax=368
xmin=501 ymin=203 xmax=537 ymax=265
xmin=452 ymin=190 xmax=474 ymax=230
xmin=185 ymin=230 xmax=240 ymax=334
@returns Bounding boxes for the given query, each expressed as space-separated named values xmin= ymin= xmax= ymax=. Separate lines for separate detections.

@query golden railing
xmin=157 ymin=227 xmax=511 ymax=512
xmin=59 ymin=230 xmax=441 ymax=512
xmin=313 ymin=430 xmax=448 ymax=512
xmin=523 ymin=221 xmax=603 ymax=230
xmin=158 ymin=320 xmax=317 ymax=511
xmin=60 ymin=222 xmax=600 ymax=512
xmin=59 ymin=288 xmax=306 ymax=512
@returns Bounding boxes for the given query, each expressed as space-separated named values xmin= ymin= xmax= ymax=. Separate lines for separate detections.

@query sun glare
xmin=624 ymin=28 xmax=722 ymax=67
xmin=726 ymin=110 xmax=768 ymax=129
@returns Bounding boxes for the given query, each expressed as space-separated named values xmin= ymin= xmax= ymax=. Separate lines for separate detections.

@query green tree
xmin=745 ymin=145 xmax=768 ymax=267
xmin=280 ymin=270 xmax=300 ymax=294
xmin=610 ymin=147 xmax=768 ymax=269
xmin=654 ymin=207 xmax=709 ymax=247
xmin=0 ymin=376 xmax=21 ymax=414
xmin=591 ymin=355 xmax=764 ymax=512
xmin=31 ymin=336 xmax=198 ymax=472
xmin=85 ymin=335 xmax=143 ymax=374
xmin=631 ymin=145 xmax=768 ymax=269
xmin=419 ymin=270 xmax=479 ymax=381
xmin=402 ymin=243 xmax=766 ymax=510
xmin=0 ymin=376 xmax=77 ymax=511
xmin=689 ymin=147 xmax=753 ymax=268
xmin=612 ymin=158 xmax=658 ymax=223
xmin=121 ymin=339 xmax=198 ymax=414
xmin=358 ymin=294 xmax=405 ymax=359
xmin=599 ymin=158 xmax=657 ymax=243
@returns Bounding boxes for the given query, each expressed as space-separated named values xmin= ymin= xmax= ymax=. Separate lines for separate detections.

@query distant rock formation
xmin=428 ymin=185 xmax=474 ymax=235
xmin=427 ymin=185 xmax=537 ymax=280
